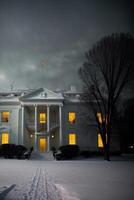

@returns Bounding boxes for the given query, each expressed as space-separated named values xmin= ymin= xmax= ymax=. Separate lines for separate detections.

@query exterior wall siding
xmin=0 ymin=106 xmax=20 ymax=145
xmin=62 ymin=102 xmax=98 ymax=150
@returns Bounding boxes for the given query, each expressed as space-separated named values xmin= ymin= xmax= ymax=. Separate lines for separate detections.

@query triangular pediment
xmin=19 ymin=88 xmax=64 ymax=101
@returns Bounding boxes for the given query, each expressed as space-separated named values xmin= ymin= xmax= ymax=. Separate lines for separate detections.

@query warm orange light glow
xmin=39 ymin=138 xmax=47 ymax=152
xmin=69 ymin=133 xmax=76 ymax=145
xmin=40 ymin=113 xmax=46 ymax=123
xmin=97 ymin=112 xmax=108 ymax=124
xmin=97 ymin=113 xmax=102 ymax=124
xmin=69 ymin=112 xmax=76 ymax=124
xmin=1 ymin=112 xmax=10 ymax=122
xmin=98 ymin=133 xmax=103 ymax=147
xmin=2 ymin=133 xmax=9 ymax=144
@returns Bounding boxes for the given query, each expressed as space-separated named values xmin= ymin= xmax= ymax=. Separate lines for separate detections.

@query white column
xmin=47 ymin=105 xmax=50 ymax=151
xmin=47 ymin=136 xmax=50 ymax=152
xmin=59 ymin=105 xmax=63 ymax=146
xmin=21 ymin=106 xmax=24 ymax=145
xmin=34 ymin=105 xmax=38 ymax=151
xmin=47 ymin=106 xmax=50 ymax=132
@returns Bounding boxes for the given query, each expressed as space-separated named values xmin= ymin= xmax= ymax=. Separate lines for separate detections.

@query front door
xmin=2 ymin=132 xmax=9 ymax=144
xmin=39 ymin=138 xmax=47 ymax=152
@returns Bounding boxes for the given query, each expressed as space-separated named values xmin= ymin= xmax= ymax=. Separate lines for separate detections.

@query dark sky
xmin=0 ymin=0 xmax=133 ymax=91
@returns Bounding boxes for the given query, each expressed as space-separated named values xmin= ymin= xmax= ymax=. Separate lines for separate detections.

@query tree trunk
xmin=104 ymin=131 xmax=111 ymax=161
xmin=104 ymin=144 xmax=110 ymax=161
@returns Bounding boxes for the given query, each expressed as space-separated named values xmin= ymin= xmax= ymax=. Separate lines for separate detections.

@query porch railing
xmin=26 ymin=121 xmax=59 ymax=132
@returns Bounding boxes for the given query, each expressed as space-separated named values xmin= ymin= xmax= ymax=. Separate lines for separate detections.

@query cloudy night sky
xmin=0 ymin=0 xmax=133 ymax=91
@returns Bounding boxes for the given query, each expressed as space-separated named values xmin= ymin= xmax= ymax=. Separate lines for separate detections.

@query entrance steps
xmin=30 ymin=151 xmax=54 ymax=161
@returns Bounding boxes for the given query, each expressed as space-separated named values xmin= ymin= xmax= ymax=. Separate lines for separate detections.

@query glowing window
xmin=2 ymin=133 xmax=9 ymax=144
xmin=69 ymin=112 xmax=76 ymax=124
xmin=1 ymin=112 xmax=10 ymax=122
xmin=39 ymin=138 xmax=47 ymax=152
xmin=40 ymin=113 xmax=46 ymax=124
xmin=97 ymin=113 xmax=102 ymax=124
xmin=69 ymin=133 xmax=76 ymax=145
xmin=98 ymin=133 xmax=103 ymax=147
xmin=97 ymin=113 xmax=108 ymax=124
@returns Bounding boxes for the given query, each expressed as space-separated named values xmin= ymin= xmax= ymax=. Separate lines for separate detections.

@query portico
xmin=20 ymin=88 xmax=64 ymax=152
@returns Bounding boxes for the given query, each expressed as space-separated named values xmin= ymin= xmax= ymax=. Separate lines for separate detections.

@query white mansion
xmin=0 ymin=87 xmax=119 ymax=152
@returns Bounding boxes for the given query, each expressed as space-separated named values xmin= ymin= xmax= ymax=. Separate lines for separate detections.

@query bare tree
xmin=79 ymin=33 xmax=134 ymax=160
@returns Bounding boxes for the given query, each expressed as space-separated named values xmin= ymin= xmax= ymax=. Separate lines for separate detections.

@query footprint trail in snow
xmin=5 ymin=167 xmax=78 ymax=200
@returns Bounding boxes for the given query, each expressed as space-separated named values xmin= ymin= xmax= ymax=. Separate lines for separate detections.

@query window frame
xmin=98 ymin=133 xmax=103 ymax=148
xmin=97 ymin=112 xmax=102 ymax=124
xmin=1 ymin=132 xmax=9 ymax=144
xmin=69 ymin=133 xmax=76 ymax=145
xmin=39 ymin=112 xmax=46 ymax=124
xmin=1 ymin=111 xmax=10 ymax=123
xmin=68 ymin=112 xmax=76 ymax=124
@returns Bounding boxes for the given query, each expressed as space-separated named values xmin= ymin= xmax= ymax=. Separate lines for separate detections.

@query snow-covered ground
xmin=0 ymin=157 xmax=134 ymax=200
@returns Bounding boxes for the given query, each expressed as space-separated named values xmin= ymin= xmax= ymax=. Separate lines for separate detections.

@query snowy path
xmin=23 ymin=167 xmax=63 ymax=200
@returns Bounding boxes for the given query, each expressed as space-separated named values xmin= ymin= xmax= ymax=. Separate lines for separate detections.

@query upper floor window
xmin=97 ymin=112 xmax=107 ymax=124
xmin=1 ymin=112 xmax=10 ymax=122
xmin=69 ymin=112 xmax=76 ymax=124
xmin=40 ymin=112 xmax=46 ymax=124
xmin=97 ymin=112 xmax=102 ymax=124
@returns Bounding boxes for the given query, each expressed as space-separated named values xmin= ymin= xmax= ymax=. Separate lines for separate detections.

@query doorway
xmin=39 ymin=137 xmax=47 ymax=152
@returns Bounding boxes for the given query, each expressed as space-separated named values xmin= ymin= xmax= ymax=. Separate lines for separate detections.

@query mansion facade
xmin=0 ymin=87 xmax=119 ymax=153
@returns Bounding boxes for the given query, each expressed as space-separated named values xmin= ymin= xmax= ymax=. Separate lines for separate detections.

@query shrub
xmin=0 ymin=144 xmax=17 ymax=158
xmin=0 ymin=144 xmax=27 ymax=159
xmin=58 ymin=145 xmax=80 ymax=159
xmin=16 ymin=145 xmax=27 ymax=159
xmin=80 ymin=150 xmax=91 ymax=158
